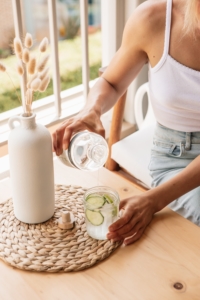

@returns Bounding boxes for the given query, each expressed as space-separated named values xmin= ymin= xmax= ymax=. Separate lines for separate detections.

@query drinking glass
xmin=83 ymin=186 xmax=120 ymax=240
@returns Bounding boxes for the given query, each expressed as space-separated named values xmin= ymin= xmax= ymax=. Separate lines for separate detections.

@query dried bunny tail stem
xmin=24 ymin=33 xmax=33 ymax=48
xmin=39 ymin=67 xmax=49 ymax=80
xmin=25 ymin=103 xmax=32 ymax=116
xmin=39 ymin=75 xmax=50 ymax=92
xmin=0 ymin=62 xmax=6 ymax=72
xmin=17 ymin=61 xmax=24 ymax=76
xmin=27 ymin=73 xmax=38 ymax=89
xmin=39 ymin=37 xmax=48 ymax=52
xmin=22 ymin=48 xmax=30 ymax=63
xmin=31 ymin=78 xmax=41 ymax=91
xmin=28 ymin=56 xmax=36 ymax=75
xmin=26 ymin=88 xmax=33 ymax=105
xmin=25 ymin=88 xmax=33 ymax=116
xmin=14 ymin=37 xmax=23 ymax=56
xmin=37 ymin=54 xmax=49 ymax=72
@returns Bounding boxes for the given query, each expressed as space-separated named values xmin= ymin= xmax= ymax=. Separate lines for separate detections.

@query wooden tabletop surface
xmin=0 ymin=157 xmax=200 ymax=300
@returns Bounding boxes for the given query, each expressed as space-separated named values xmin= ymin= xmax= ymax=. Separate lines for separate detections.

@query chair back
xmin=111 ymin=82 xmax=156 ymax=188
xmin=134 ymin=82 xmax=156 ymax=129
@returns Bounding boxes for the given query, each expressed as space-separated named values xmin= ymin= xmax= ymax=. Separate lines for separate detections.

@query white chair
xmin=108 ymin=82 xmax=156 ymax=189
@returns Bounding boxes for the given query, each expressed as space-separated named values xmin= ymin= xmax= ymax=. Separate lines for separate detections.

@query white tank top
xmin=148 ymin=0 xmax=200 ymax=132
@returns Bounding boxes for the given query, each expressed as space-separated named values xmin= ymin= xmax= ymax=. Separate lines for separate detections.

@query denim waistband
xmin=154 ymin=123 xmax=200 ymax=151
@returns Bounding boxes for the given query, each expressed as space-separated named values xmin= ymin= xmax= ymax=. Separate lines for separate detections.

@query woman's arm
xmin=52 ymin=1 xmax=159 ymax=155
xmin=148 ymin=154 xmax=200 ymax=211
xmin=107 ymin=154 xmax=200 ymax=245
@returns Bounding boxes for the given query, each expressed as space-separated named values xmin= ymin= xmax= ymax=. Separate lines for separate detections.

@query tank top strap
xmin=150 ymin=0 xmax=173 ymax=72
xmin=164 ymin=0 xmax=173 ymax=56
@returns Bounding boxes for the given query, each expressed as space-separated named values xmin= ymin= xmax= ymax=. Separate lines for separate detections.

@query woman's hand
xmin=52 ymin=107 xmax=105 ymax=156
xmin=107 ymin=153 xmax=200 ymax=246
xmin=107 ymin=194 xmax=156 ymax=245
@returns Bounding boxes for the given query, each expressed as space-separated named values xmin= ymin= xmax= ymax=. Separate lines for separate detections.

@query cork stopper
xmin=58 ymin=211 xmax=75 ymax=229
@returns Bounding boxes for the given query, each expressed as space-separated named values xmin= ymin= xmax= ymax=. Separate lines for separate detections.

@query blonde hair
xmin=183 ymin=0 xmax=200 ymax=38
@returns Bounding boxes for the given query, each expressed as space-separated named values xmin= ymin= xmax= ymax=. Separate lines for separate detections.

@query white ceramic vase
xmin=8 ymin=113 xmax=55 ymax=224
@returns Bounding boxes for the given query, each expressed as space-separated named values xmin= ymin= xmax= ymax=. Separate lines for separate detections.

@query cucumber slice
xmin=86 ymin=209 xmax=104 ymax=226
xmin=103 ymin=194 xmax=114 ymax=204
xmin=112 ymin=206 xmax=118 ymax=217
xmin=86 ymin=195 xmax=105 ymax=209
xmin=86 ymin=193 xmax=102 ymax=201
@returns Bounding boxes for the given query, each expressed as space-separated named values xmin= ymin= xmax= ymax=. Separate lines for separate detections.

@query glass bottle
xmin=59 ymin=131 xmax=109 ymax=171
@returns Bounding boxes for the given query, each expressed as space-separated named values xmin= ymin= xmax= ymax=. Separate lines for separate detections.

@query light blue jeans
xmin=149 ymin=122 xmax=200 ymax=226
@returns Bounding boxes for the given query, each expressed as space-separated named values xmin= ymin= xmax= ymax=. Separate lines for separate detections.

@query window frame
xmin=0 ymin=0 xmax=148 ymax=156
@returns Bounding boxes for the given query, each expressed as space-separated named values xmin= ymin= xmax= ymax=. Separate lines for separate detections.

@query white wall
xmin=101 ymin=0 xmax=148 ymax=124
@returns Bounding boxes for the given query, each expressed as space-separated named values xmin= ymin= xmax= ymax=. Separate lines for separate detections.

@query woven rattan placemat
xmin=0 ymin=184 xmax=121 ymax=272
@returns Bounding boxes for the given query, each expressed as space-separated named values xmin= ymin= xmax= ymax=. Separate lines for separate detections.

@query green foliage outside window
xmin=0 ymin=31 xmax=101 ymax=113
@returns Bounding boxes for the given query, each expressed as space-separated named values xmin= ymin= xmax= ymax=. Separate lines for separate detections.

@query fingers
xmin=119 ymin=198 xmax=128 ymax=210
xmin=107 ymin=194 xmax=154 ymax=246
xmin=123 ymin=227 xmax=145 ymax=245
xmin=62 ymin=121 xmax=89 ymax=150
xmin=55 ymin=127 xmax=65 ymax=156
xmin=109 ymin=223 xmax=145 ymax=245
xmin=110 ymin=226 xmax=145 ymax=245
xmin=108 ymin=206 xmax=133 ymax=232
xmin=51 ymin=111 xmax=106 ymax=155
xmin=107 ymin=220 xmax=141 ymax=240
xmin=52 ymin=132 xmax=56 ymax=152
xmin=107 ymin=196 xmax=149 ymax=245
xmin=111 ymin=236 xmax=123 ymax=242
xmin=52 ymin=120 xmax=74 ymax=155
xmin=108 ymin=198 xmax=134 ymax=232
xmin=116 ymin=220 xmax=141 ymax=238
xmin=63 ymin=127 xmax=75 ymax=150
xmin=52 ymin=124 xmax=66 ymax=156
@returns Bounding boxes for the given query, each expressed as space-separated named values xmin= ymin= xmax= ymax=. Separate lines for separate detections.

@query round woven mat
xmin=0 ymin=184 xmax=121 ymax=272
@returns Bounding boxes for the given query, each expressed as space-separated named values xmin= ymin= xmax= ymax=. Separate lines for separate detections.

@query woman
xmin=52 ymin=0 xmax=200 ymax=245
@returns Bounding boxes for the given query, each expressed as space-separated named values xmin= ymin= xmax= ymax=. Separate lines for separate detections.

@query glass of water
xmin=83 ymin=186 xmax=120 ymax=240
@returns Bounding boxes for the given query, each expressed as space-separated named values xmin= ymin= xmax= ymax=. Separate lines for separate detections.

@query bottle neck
xmin=89 ymin=144 xmax=107 ymax=164
xmin=20 ymin=113 xmax=36 ymax=129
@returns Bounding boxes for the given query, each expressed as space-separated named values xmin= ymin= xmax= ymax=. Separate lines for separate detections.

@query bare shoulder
xmin=122 ymin=0 xmax=167 ymax=51
xmin=129 ymin=0 xmax=167 ymax=30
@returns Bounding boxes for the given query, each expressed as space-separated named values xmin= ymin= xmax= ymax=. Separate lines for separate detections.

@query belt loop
xmin=185 ymin=132 xmax=191 ymax=150
xmin=169 ymin=143 xmax=184 ymax=157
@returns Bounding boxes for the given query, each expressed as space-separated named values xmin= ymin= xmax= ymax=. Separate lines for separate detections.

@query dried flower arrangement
xmin=0 ymin=33 xmax=50 ymax=116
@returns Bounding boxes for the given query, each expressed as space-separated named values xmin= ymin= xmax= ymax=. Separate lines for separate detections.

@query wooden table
xmin=0 ymin=157 xmax=200 ymax=300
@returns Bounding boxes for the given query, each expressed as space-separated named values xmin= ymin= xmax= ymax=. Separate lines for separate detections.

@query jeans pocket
xmin=149 ymin=141 xmax=182 ymax=187
xmin=148 ymin=140 xmax=174 ymax=175
xmin=152 ymin=140 xmax=174 ymax=153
